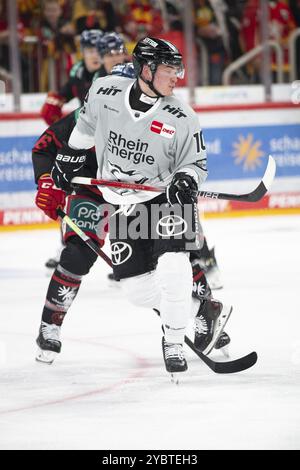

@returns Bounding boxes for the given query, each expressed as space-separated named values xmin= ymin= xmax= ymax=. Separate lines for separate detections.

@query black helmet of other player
xmin=96 ymin=32 xmax=126 ymax=57
xmin=132 ymin=36 xmax=184 ymax=80
xmin=111 ymin=62 xmax=136 ymax=79
xmin=80 ymin=29 xmax=103 ymax=49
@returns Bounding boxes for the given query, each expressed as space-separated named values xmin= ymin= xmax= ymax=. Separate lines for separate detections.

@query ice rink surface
xmin=0 ymin=214 xmax=299 ymax=450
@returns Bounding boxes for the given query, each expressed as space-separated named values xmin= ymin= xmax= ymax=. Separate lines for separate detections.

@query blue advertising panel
xmin=0 ymin=136 xmax=36 ymax=192
xmin=204 ymin=123 xmax=300 ymax=181
xmin=0 ymin=123 xmax=299 ymax=194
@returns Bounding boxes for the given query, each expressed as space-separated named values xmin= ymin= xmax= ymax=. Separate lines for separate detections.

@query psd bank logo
xmin=70 ymin=201 xmax=100 ymax=231
xmin=156 ymin=215 xmax=187 ymax=237
xmin=232 ymin=134 xmax=264 ymax=170
xmin=111 ymin=242 xmax=132 ymax=265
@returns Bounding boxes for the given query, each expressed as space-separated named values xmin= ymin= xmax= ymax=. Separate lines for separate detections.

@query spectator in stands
xmin=72 ymin=0 xmax=117 ymax=34
xmin=194 ymin=0 xmax=232 ymax=85
xmin=165 ymin=1 xmax=183 ymax=31
xmin=0 ymin=0 xmax=31 ymax=91
xmin=118 ymin=0 xmax=164 ymax=45
xmin=240 ymin=0 xmax=296 ymax=82
xmin=224 ymin=0 xmax=245 ymax=62
xmin=39 ymin=0 xmax=75 ymax=50
xmin=38 ymin=0 xmax=76 ymax=90
xmin=289 ymin=0 xmax=300 ymax=79
xmin=0 ymin=0 xmax=9 ymax=75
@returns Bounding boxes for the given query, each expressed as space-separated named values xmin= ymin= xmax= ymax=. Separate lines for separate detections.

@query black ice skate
xmin=194 ymin=299 xmax=232 ymax=355
xmin=36 ymin=321 xmax=61 ymax=364
xmin=162 ymin=337 xmax=187 ymax=373
xmin=107 ymin=272 xmax=120 ymax=283
xmin=45 ymin=257 xmax=59 ymax=270
xmin=214 ymin=331 xmax=231 ymax=357
xmin=198 ymin=247 xmax=223 ymax=290
xmin=45 ymin=243 xmax=64 ymax=273
xmin=215 ymin=331 xmax=231 ymax=350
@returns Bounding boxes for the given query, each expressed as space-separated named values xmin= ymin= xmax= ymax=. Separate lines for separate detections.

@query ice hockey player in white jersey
xmin=52 ymin=37 xmax=232 ymax=376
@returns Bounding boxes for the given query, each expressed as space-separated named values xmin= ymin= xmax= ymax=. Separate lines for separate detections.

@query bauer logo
xmin=150 ymin=121 xmax=176 ymax=139
xmin=56 ymin=154 xmax=86 ymax=163
xmin=111 ymin=242 xmax=132 ymax=265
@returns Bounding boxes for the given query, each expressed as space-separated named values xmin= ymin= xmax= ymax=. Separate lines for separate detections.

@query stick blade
xmin=185 ymin=336 xmax=258 ymax=374
xmin=262 ymin=155 xmax=277 ymax=191
xmin=244 ymin=155 xmax=277 ymax=202
xmin=213 ymin=351 xmax=258 ymax=374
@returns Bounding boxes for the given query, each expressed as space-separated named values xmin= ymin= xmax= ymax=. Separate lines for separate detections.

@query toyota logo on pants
xmin=156 ymin=215 xmax=187 ymax=237
xmin=111 ymin=242 xmax=133 ymax=265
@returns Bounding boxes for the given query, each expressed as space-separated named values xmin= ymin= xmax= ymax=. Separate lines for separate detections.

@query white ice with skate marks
xmin=0 ymin=215 xmax=300 ymax=449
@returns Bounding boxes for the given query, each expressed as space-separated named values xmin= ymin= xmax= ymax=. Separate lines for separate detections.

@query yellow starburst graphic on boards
xmin=232 ymin=134 xmax=264 ymax=170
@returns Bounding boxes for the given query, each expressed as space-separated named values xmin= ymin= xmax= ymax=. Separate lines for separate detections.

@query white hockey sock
xmin=120 ymin=271 xmax=161 ymax=309
xmin=156 ymin=252 xmax=192 ymax=344
xmin=120 ymin=253 xmax=193 ymax=344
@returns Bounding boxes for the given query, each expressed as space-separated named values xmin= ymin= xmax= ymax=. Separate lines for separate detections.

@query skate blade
xmin=107 ymin=280 xmax=121 ymax=289
xmin=35 ymin=348 xmax=57 ymax=364
xmin=203 ymin=305 xmax=233 ymax=356
xmin=220 ymin=345 xmax=230 ymax=358
xmin=170 ymin=372 xmax=181 ymax=385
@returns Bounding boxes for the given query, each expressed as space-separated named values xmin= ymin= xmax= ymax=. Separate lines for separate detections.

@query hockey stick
xmin=57 ymin=208 xmax=257 ymax=373
xmin=154 ymin=309 xmax=257 ymax=374
xmin=56 ymin=208 xmax=112 ymax=267
xmin=72 ymin=155 xmax=276 ymax=203
xmin=185 ymin=336 xmax=257 ymax=374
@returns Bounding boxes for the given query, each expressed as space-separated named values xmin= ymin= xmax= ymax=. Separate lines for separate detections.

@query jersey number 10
xmin=193 ymin=131 xmax=206 ymax=152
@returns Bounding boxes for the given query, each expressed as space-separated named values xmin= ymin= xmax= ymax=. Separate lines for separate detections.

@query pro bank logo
xmin=232 ymin=134 xmax=264 ymax=170
xmin=111 ymin=242 xmax=132 ymax=265
xmin=150 ymin=121 xmax=176 ymax=139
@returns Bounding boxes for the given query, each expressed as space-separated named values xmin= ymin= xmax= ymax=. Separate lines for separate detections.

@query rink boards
xmin=0 ymin=102 xmax=299 ymax=230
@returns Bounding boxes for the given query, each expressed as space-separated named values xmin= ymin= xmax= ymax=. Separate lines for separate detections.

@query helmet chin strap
xmin=139 ymin=65 xmax=164 ymax=98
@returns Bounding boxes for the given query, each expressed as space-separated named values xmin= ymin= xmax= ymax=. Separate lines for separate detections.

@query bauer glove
xmin=35 ymin=174 xmax=66 ymax=220
xmin=51 ymin=143 xmax=86 ymax=192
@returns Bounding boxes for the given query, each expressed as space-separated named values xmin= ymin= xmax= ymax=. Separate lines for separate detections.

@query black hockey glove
xmin=51 ymin=143 xmax=86 ymax=192
xmin=166 ymin=172 xmax=198 ymax=206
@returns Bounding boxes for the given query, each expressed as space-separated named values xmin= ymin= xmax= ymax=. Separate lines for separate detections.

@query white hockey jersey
xmin=69 ymin=76 xmax=208 ymax=204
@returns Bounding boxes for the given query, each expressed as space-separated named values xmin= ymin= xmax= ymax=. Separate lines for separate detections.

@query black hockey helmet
xmin=132 ymin=37 xmax=184 ymax=79
xmin=96 ymin=32 xmax=126 ymax=57
xmin=80 ymin=29 xmax=104 ymax=49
